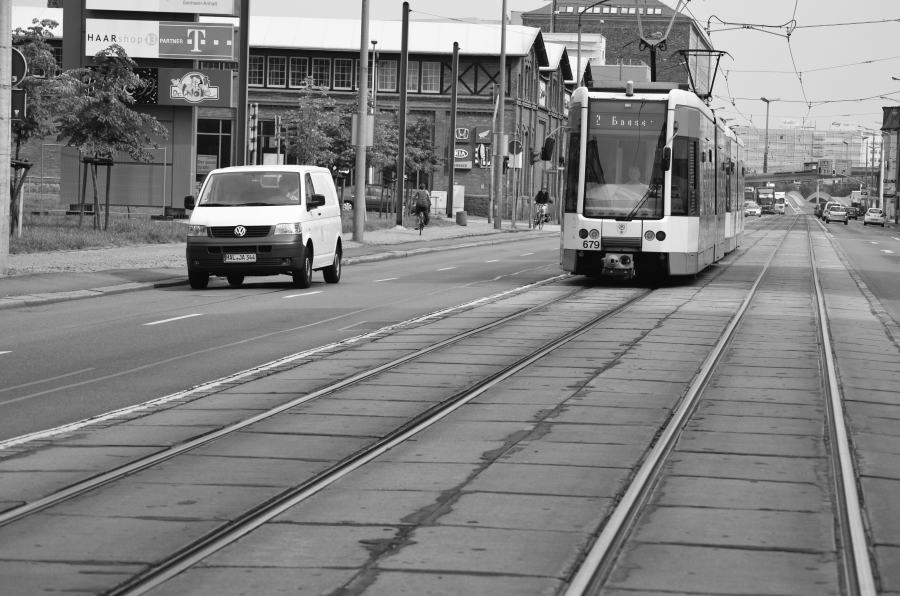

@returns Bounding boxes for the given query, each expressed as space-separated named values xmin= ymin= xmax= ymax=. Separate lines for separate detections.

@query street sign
xmin=11 ymin=48 xmax=26 ymax=87
xmin=85 ymin=19 xmax=235 ymax=61
xmin=11 ymin=89 xmax=26 ymax=121
xmin=508 ymin=140 xmax=522 ymax=155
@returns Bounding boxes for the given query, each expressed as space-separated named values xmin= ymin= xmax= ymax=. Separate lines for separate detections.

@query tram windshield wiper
xmin=622 ymin=188 xmax=653 ymax=221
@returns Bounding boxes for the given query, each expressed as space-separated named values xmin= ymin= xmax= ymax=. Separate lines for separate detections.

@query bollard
xmin=455 ymin=211 xmax=467 ymax=226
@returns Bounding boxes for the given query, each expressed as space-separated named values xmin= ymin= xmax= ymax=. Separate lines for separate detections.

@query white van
xmin=185 ymin=166 xmax=343 ymax=289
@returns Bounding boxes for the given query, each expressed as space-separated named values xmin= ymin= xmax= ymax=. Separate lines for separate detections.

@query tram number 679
xmin=582 ymin=240 xmax=600 ymax=249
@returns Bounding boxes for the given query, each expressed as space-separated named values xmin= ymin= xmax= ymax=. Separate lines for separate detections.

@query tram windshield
xmin=583 ymin=99 xmax=667 ymax=220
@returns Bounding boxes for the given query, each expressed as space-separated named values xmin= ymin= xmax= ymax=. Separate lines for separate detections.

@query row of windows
xmin=248 ymin=56 xmax=442 ymax=93
xmin=555 ymin=5 xmax=664 ymax=15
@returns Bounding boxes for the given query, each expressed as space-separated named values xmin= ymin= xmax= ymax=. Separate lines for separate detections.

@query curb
xmin=0 ymin=230 xmax=559 ymax=311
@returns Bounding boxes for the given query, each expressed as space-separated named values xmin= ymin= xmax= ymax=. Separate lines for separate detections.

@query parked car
xmin=744 ymin=201 xmax=762 ymax=217
xmin=846 ymin=206 xmax=858 ymax=220
xmin=864 ymin=208 xmax=886 ymax=227
xmin=184 ymin=165 xmax=343 ymax=289
xmin=824 ymin=206 xmax=848 ymax=225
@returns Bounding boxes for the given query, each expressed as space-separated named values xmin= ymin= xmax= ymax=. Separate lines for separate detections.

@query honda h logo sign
xmin=455 ymin=128 xmax=469 ymax=141
xmin=234 ymin=226 xmax=246 ymax=237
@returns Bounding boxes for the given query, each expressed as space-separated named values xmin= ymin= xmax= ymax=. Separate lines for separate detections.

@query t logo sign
xmin=187 ymin=29 xmax=206 ymax=52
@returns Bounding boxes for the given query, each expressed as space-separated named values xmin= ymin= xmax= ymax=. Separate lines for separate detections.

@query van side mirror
xmin=184 ymin=195 xmax=195 ymax=210
xmin=307 ymin=193 xmax=326 ymax=210
xmin=540 ymin=136 xmax=556 ymax=161
xmin=661 ymin=147 xmax=671 ymax=172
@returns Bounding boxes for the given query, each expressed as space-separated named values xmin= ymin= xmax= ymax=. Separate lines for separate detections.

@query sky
xmin=16 ymin=0 xmax=898 ymax=131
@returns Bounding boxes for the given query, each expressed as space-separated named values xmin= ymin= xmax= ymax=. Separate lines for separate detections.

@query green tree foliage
xmin=282 ymin=78 xmax=344 ymax=167
xmin=12 ymin=19 xmax=61 ymax=161
xmin=54 ymin=45 xmax=168 ymax=229
xmin=378 ymin=116 xmax=444 ymax=183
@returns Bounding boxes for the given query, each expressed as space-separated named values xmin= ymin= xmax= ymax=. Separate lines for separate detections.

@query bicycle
xmin=416 ymin=210 xmax=426 ymax=235
xmin=533 ymin=202 xmax=550 ymax=230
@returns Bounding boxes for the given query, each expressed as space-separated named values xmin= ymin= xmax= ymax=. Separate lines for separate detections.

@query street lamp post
xmin=577 ymin=0 xmax=611 ymax=87
xmin=371 ymin=40 xmax=378 ymax=112
xmin=760 ymin=97 xmax=779 ymax=174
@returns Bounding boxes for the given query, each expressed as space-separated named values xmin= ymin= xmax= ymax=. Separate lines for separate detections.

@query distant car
xmin=864 ymin=208 xmax=886 ymax=227
xmin=824 ymin=206 xmax=848 ymax=225
xmin=846 ymin=206 xmax=858 ymax=220
xmin=744 ymin=201 xmax=762 ymax=217
xmin=818 ymin=201 xmax=839 ymax=219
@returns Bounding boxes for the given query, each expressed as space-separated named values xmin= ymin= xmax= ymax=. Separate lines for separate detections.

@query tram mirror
xmin=700 ymin=151 xmax=707 ymax=163
xmin=673 ymin=121 xmax=679 ymax=136
xmin=184 ymin=195 xmax=195 ymax=210
xmin=661 ymin=147 xmax=671 ymax=172
xmin=540 ymin=137 xmax=556 ymax=161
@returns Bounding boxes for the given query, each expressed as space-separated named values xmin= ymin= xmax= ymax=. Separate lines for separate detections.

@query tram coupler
xmin=601 ymin=253 xmax=635 ymax=280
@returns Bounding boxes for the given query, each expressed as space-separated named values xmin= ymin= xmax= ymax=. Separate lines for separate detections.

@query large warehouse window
xmin=421 ymin=62 xmax=440 ymax=93
xmin=248 ymin=56 xmax=264 ymax=86
xmin=268 ymin=56 xmax=286 ymax=87
xmin=378 ymin=60 xmax=397 ymax=91
xmin=334 ymin=59 xmax=353 ymax=90
xmin=290 ymin=57 xmax=308 ymax=87
xmin=312 ymin=58 xmax=331 ymax=88
xmin=407 ymin=61 xmax=419 ymax=92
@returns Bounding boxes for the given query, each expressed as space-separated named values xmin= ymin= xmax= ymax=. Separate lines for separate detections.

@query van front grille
xmin=209 ymin=226 xmax=271 ymax=238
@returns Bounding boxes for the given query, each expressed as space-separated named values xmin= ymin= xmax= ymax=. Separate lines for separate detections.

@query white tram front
xmin=560 ymin=82 xmax=746 ymax=279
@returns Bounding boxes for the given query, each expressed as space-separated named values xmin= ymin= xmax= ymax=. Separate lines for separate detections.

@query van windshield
xmin=198 ymin=172 xmax=302 ymax=206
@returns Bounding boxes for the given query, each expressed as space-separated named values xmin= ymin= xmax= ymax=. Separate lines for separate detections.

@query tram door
xmin=715 ymin=132 xmax=726 ymax=261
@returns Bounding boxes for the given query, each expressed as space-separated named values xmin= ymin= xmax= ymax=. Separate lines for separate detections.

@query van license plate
xmin=224 ymin=254 xmax=256 ymax=262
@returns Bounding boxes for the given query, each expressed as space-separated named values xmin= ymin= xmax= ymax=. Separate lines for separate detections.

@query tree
xmin=54 ymin=44 xmax=168 ymax=229
xmin=9 ymin=19 xmax=62 ymax=230
xmin=281 ymin=79 xmax=344 ymax=168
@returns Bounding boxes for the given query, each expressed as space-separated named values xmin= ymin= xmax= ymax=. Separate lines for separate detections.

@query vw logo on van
xmin=234 ymin=225 xmax=246 ymax=237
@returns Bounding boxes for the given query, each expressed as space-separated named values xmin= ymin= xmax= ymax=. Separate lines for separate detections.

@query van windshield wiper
xmin=197 ymin=202 xmax=229 ymax=207
xmin=239 ymin=202 xmax=278 ymax=206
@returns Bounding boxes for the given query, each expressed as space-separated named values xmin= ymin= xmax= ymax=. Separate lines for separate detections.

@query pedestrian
xmin=415 ymin=184 xmax=431 ymax=225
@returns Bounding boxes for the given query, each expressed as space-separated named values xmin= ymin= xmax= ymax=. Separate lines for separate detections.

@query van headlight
xmin=274 ymin=222 xmax=302 ymax=235
xmin=187 ymin=225 xmax=207 ymax=237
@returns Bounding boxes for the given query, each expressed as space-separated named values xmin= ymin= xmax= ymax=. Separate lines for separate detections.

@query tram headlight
xmin=644 ymin=231 xmax=655 ymax=241
xmin=579 ymin=229 xmax=588 ymax=239
xmin=655 ymin=231 xmax=667 ymax=241
xmin=589 ymin=229 xmax=600 ymax=239
xmin=619 ymin=254 xmax=632 ymax=266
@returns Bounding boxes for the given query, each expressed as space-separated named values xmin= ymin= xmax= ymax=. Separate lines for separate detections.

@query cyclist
xmin=534 ymin=183 xmax=551 ymax=225
xmin=414 ymin=184 xmax=431 ymax=227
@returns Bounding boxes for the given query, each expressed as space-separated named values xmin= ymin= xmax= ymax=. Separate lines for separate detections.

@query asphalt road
xmin=0 ymin=236 xmax=560 ymax=441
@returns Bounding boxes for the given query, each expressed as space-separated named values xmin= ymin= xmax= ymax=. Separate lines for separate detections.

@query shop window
xmin=378 ymin=60 xmax=397 ymax=91
xmin=290 ymin=57 xmax=308 ymax=87
xmin=268 ymin=56 xmax=286 ymax=87
xmin=422 ymin=62 xmax=440 ymax=93
xmin=312 ymin=58 xmax=330 ymax=87
xmin=248 ymin=56 xmax=264 ymax=86
xmin=196 ymin=118 xmax=232 ymax=188
xmin=407 ymin=61 xmax=419 ymax=92
xmin=334 ymin=59 xmax=353 ymax=90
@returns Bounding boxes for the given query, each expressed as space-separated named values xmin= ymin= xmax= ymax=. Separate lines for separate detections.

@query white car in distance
xmin=863 ymin=208 xmax=886 ymax=227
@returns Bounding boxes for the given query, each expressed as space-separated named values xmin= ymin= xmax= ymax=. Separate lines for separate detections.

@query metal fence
xmin=60 ymin=147 xmax=169 ymax=209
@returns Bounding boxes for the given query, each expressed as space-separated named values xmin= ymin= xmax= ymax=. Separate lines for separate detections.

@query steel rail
xmin=807 ymin=219 xmax=877 ymax=596
xmin=0 ymin=280 xmax=587 ymax=528
xmin=563 ymin=215 xmax=802 ymax=596
xmin=108 ymin=289 xmax=654 ymax=596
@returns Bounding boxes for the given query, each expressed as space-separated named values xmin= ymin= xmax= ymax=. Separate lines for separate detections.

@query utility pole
xmin=761 ymin=97 xmax=779 ymax=174
xmin=395 ymin=2 xmax=410 ymax=226
xmin=236 ymin=0 xmax=250 ymax=166
xmin=446 ymin=42 xmax=459 ymax=218
xmin=354 ymin=0 xmax=370 ymax=241
xmin=493 ymin=0 xmax=507 ymax=230
xmin=0 ymin=0 xmax=11 ymax=275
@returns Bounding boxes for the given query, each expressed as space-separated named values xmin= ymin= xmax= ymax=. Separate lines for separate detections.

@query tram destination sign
xmin=85 ymin=19 xmax=235 ymax=60
xmin=86 ymin=0 xmax=235 ymax=15
xmin=589 ymin=101 xmax=666 ymax=132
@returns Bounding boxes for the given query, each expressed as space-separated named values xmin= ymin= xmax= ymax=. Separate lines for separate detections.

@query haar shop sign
xmin=133 ymin=68 xmax=232 ymax=107
xmin=85 ymin=19 xmax=235 ymax=60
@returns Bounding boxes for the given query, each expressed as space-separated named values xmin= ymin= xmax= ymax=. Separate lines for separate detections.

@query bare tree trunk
xmin=90 ymin=162 xmax=100 ymax=230
xmin=79 ymin=160 xmax=87 ymax=228
xmin=104 ymin=163 xmax=111 ymax=231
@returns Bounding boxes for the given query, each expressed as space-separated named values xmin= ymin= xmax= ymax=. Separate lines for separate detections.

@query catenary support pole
xmin=236 ymin=0 xmax=250 ymax=166
xmin=354 ymin=0 xmax=369 ymax=241
xmin=396 ymin=2 xmax=410 ymax=226
xmin=447 ymin=42 xmax=459 ymax=218
xmin=0 ymin=0 xmax=11 ymax=275
xmin=493 ymin=0 xmax=507 ymax=230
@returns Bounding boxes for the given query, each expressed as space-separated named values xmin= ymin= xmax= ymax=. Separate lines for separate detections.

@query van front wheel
xmin=188 ymin=271 xmax=209 ymax=289
xmin=323 ymin=248 xmax=342 ymax=284
xmin=293 ymin=250 xmax=312 ymax=289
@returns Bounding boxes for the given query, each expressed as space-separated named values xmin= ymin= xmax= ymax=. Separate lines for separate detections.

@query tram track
xmin=563 ymin=213 xmax=876 ymax=596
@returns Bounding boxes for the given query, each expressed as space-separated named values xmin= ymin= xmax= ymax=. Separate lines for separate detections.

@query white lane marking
xmin=437 ymin=267 xmax=456 ymax=271
xmin=143 ymin=314 xmax=202 ymax=326
xmin=485 ymin=259 xmax=499 ymax=263
xmin=871 ymin=242 xmax=879 ymax=244
xmin=893 ymin=237 xmax=900 ymax=241
xmin=284 ymin=291 xmax=322 ymax=299
xmin=881 ymin=250 xmax=895 ymax=254
xmin=521 ymin=253 xmax=534 ymax=256
xmin=0 ymin=368 xmax=95 ymax=395
xmin=0 ymin=351 xmax=10 ymax=355
xmin=373 ymin=278 xmax=398 ymax=283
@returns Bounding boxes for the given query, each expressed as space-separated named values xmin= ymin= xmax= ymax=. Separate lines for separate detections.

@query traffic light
xmin=530 ymin=150 xmax=541 ymax=164
xmin=503 ymin=156 xmax=509 ymax=173
xmin=540 ymin=137 xmax=556 ymax=161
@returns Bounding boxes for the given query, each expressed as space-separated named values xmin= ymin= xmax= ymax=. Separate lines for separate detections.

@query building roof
xmin=523 ymin=0 xmax=678 ymax=18
xmin=12 ymin=7 xmax=64 ymax=37
xmin=208 ymin=16 xmax=545 ymax=58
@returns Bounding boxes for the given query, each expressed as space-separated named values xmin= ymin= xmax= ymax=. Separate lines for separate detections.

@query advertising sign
xmin=85 ymin=19 xmax=235 ymax=60
xmin=454 ymin=127 xmax=470 ymax=143
xmin=196 ymin=155 xmax=218 ymax=175
xmin=133 ymin=68 xmax=232 ymax=107
xmin=454 ymin=147 xmax=472 ymax=169
xmin=87 ymin=0 xmax=235 ymax=15
xmin=474 ymin=126 xmax=492 ymax=144
xmin=779 ymin=118 xmax=801 ymax=128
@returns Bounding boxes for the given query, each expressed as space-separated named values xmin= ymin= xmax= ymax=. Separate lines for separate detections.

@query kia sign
xmin=85 ymin=19 xmax=235 ymax=60
xmin=87 ymin=0 xmax=235 ymax=15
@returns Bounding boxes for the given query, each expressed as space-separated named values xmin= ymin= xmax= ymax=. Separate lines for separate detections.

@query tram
xmin=559 ymin=81 xmax=745 ymax=279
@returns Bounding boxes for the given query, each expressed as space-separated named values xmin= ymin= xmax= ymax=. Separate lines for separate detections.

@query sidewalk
xmin=0 ymin=216 xmax=559 ymax=309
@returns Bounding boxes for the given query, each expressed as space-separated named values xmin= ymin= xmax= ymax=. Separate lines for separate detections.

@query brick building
xmin=521 ymin=0 xmax=714 ymax=89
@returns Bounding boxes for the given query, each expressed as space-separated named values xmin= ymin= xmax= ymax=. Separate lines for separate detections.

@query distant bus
xmin=756 ymin=188 xmax=775 ymax=214
xmin=773 ymin=191 xmax=786 ymax=215
xmin=744 ymin=186 xmax=755 ymax=202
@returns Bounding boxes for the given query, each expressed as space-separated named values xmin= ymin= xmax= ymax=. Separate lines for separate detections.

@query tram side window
xmin=565 ymin=105 xmax=581 ymax=213
xmin=671 ymin=137 xmax=698 ymax=216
